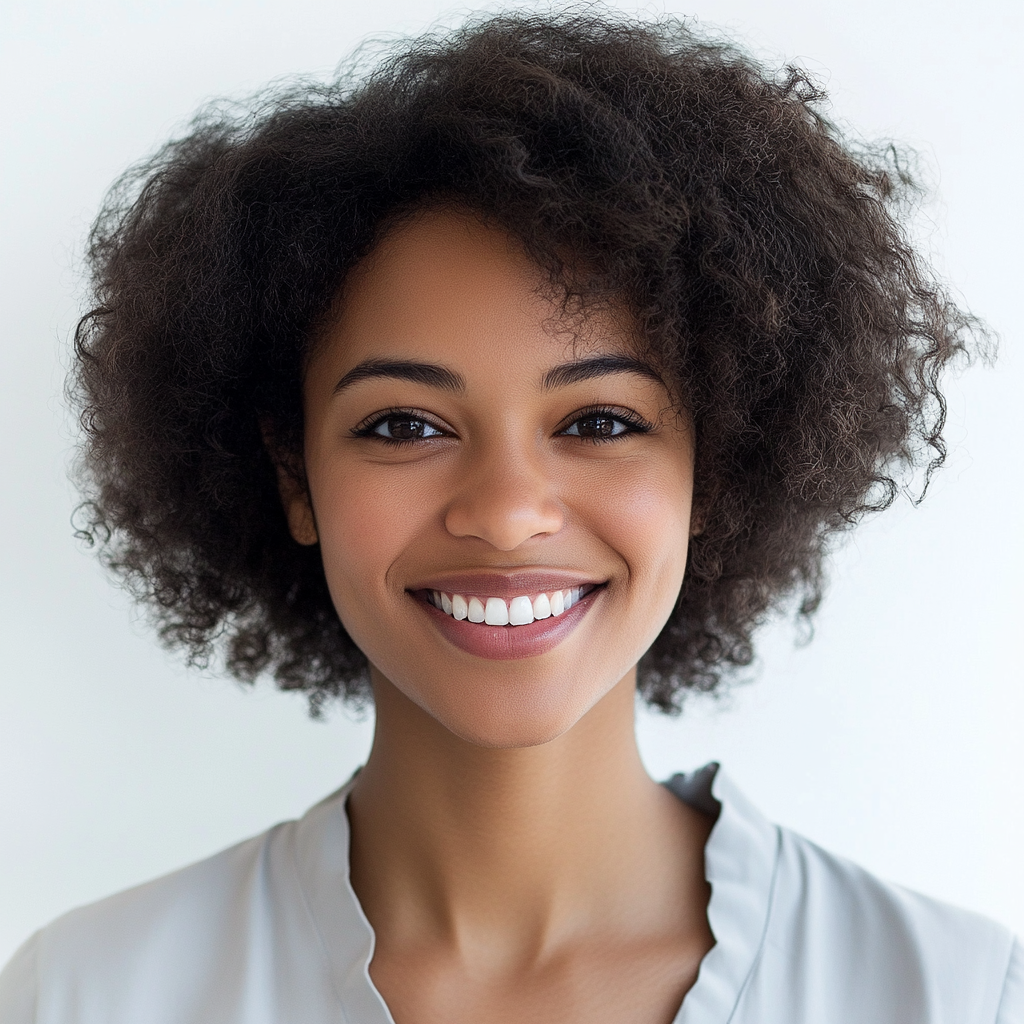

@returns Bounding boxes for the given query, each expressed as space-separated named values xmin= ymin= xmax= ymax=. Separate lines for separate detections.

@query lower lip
xmin=415 ymin=588 xmax=603 ymax=660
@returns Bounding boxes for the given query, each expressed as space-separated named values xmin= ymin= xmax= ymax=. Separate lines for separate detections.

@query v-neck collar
xmin=668 ymin=764 xmax=780 ymax=1023
xmin=290 ymin=763 xmax=779 ymax=1024
xmin=291 ymin=777 xmax=393 ymax=1024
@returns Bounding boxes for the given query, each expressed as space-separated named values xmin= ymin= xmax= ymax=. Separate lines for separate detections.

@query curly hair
xmin=71 ymin=9 xmax=981 ymax=715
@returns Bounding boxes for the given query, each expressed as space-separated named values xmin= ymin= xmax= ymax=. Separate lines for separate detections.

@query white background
xmin=1 ymin=0 xmax=1022 ymax=965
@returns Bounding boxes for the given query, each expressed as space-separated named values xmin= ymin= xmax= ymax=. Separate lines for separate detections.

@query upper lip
xmin=408 ymin=570 xmax=605 ymax=600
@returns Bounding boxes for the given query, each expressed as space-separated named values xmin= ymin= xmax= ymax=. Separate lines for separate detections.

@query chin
xmin=438 ymin=713 xmax=580 ymax=750
xmin=416 ymin=672 xmax=608 ymax=750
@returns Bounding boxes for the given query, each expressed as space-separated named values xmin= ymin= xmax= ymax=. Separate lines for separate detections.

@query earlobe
xmin=275 ymin=464 xmax=319 ymax=546
xmin=262 ymin=421 xmax=320 ymax=546
xmin=284 ymin=486 xmax=319 ymax=546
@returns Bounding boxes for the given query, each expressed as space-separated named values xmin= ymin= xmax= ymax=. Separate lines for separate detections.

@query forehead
xmin=314 ymin=206 xmax=638 ymax=379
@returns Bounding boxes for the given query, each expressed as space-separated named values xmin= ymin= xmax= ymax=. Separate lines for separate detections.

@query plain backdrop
xmin=1 ymin=0 xmax=1022 ymax=965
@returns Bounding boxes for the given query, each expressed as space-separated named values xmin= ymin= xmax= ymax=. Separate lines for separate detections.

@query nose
xmin=443 ymin=444 xmax=565 ymax=550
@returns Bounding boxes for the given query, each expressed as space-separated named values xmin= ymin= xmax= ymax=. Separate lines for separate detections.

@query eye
xmin=354 ymin=410 xmax=448 ymax=444
xmin=559 ymin=407 xmax=651 ymax=442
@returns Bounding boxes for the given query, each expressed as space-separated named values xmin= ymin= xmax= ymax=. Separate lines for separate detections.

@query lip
xmin=411 ymin=582 xmax=606 ymax=660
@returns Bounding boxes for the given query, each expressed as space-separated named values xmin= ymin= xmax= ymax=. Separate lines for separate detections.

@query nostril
xmin=442 ymin=484 xmax=564 ymax=548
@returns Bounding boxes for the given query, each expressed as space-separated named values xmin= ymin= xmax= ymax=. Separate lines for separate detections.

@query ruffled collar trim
xmin=667 ymin=764 xmax=780 ymax=1023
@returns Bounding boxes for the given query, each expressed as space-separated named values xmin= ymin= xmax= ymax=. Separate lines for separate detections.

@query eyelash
xmin=352 ymin=406 xmax=653 ymax=447
xmin=559 ymin=405 xmax=654 ymax=443
xmin=352 ymin=407 xmax=449 ymax=447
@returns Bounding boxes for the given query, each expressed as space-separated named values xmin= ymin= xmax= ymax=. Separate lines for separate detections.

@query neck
xmin=347 ymin=671 xmax=712 ymax=963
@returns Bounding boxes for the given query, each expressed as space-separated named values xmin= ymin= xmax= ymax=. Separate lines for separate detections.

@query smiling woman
xmin=285 ymin=208 xmax=696 ymax=747
xmin=0 ymin=8 xmax=1020 ymax=1024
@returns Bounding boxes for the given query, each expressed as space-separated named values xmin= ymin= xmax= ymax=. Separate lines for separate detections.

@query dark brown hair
xmin=71 ymin=10 xmax=982 ymax=714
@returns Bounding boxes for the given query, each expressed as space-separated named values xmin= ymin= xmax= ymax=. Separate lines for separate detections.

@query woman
xmin=1 ymin=10 xmax=1020 ymax=1023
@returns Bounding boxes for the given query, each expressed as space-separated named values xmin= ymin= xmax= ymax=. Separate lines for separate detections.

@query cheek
xmin=588 ymin=457 xmax=693 ymax=592
xmin=311 ymin=467 xmax=434 ymax=618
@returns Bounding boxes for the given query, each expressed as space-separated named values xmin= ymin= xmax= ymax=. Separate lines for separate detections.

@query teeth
xmin=509 ymin=596 xmax=534 ymax=625
xmin=427 ymin=587 xmax=591 ymax=626
xmin=484 ymin=597 xmax=509 ymax=625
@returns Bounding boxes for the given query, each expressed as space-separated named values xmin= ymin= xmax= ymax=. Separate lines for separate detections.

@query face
xmin=286 ymin=207 xmax=695 ymax=748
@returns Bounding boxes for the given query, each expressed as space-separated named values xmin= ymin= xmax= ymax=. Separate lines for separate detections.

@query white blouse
xmin=1 ymin=763 xmax=1021 ymax=1024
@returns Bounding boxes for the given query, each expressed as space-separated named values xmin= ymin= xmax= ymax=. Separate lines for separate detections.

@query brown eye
xmin=367 ymin=414 xmax=444 ymax=441
xmin=562 ymin=413 xmax=633 ymax=439
xmin=576 ymin=415 xmax=619 ymax=438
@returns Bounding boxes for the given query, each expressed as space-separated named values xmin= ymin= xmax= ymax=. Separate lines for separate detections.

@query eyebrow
xmin=332 ymin=353 xmax=665 ymax=396
xmin=333 ymin=359 xmax=466 ymax=395
xmin=542 ymin=355 xmax=665 ymax=390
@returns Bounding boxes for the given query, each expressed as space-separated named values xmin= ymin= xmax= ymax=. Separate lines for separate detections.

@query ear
xmin=688 ymin=504 xmax=705 ymax=538
xmin=277 ymin=466 xmax=320 ymax=546
xmin=262 ymin=421 xmax=319 ymax=546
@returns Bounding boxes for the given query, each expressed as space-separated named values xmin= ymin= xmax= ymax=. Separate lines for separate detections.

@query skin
xmin=278 ymin=206 xmax=715 ymax=1024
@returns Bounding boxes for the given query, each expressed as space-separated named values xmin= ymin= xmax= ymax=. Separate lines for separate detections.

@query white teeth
xmin=484 ymin=597 xmax=509 ymax=625
xmin=509 ymin=596 xmax=534 ymax=625
xmin=429 ymin=587 xmax=591 ymax=626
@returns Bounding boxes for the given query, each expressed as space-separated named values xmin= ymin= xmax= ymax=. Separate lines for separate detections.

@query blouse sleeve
xmin=996 ymin=938 xmax=1024 ymax=1024
xmin=0 ymin=931 xmax=38 ymax=1024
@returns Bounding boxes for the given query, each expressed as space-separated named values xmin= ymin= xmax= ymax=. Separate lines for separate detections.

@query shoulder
xmin=741 ymin=804 xmax=1022 ymax=1023
xmin=764 ymin=825 xmax=1019 ymax=1021
xmin=0 ymin=825 xmax=290 ymax=1024
xmin=0 ymin=787 xmax=350 ymax=1024
xmin=669 ymin=764 xmax=1023 ymax=1024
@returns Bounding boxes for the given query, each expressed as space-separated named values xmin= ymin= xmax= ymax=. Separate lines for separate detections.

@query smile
xmin=424 ymin=586 xmax=595 ymax=626
xmin=411 ymin=578 xmax=606 ymax=660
